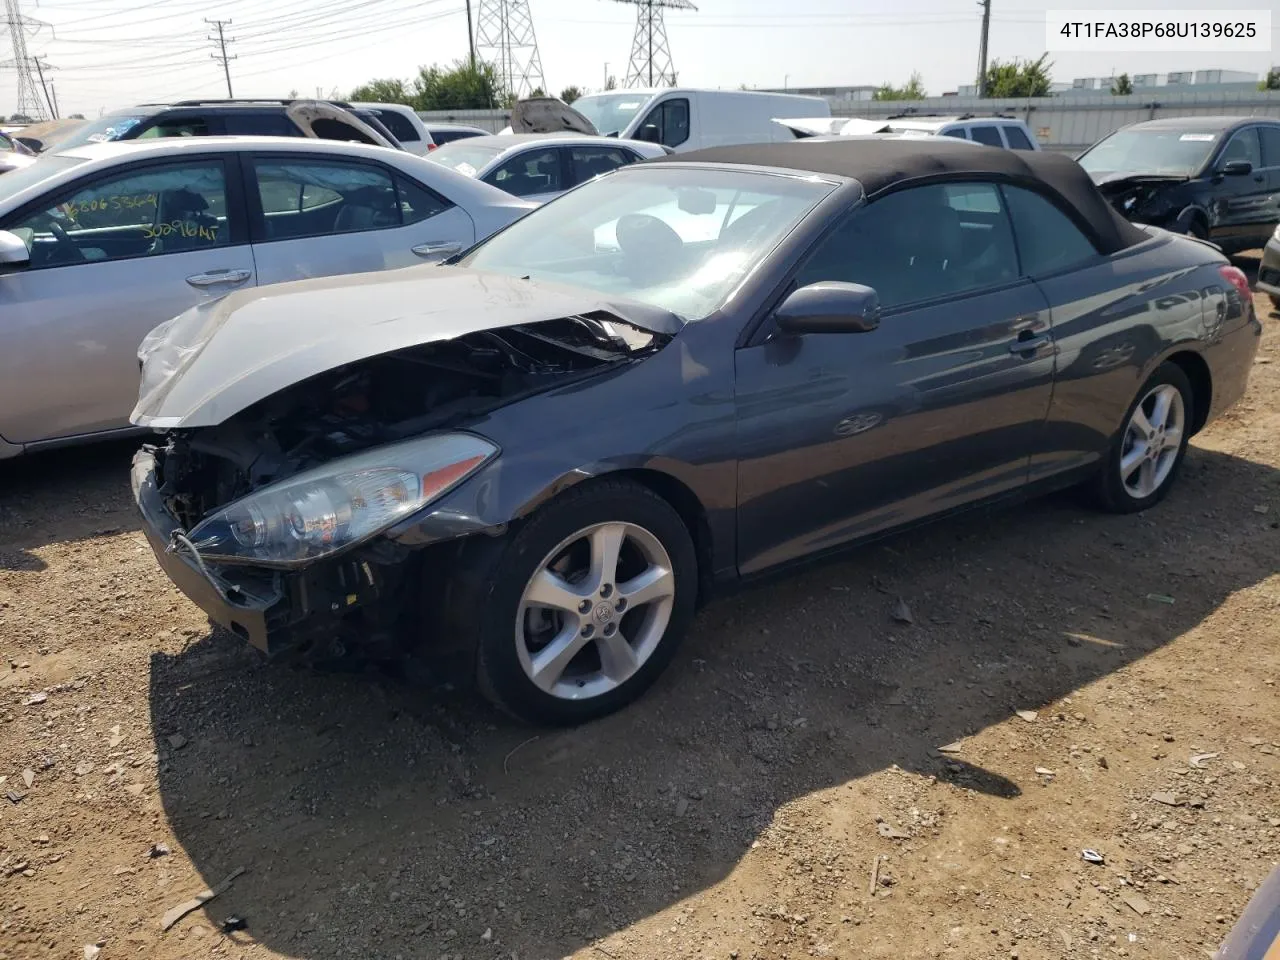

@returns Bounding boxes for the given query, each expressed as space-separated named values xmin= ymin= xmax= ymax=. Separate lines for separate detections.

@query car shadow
xmin=149 ymin=444 xmax=1280 ymax=959
xmin=0 ymin=439 xmax=140 ymax=571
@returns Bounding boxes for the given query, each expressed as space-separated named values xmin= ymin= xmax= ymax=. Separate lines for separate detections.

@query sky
xmin=2 ymin=0 xmax=1277 ymax=118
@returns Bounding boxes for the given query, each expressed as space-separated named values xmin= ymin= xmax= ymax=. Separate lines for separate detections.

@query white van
xmin=570 ymin=88 xmax=831 ymax=152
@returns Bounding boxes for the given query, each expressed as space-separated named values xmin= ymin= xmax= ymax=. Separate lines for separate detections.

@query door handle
xmin=186 ymin=268 xmax=252 ymax=289
xmin=411 ymin=241 xmax=463 ymax=260
xmin=1009 ymin=329 xmax=1050 ymax=355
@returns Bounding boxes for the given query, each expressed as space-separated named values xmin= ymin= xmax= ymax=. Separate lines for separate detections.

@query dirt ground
xmin=2 ymin=275 xmax=1278 ymax=960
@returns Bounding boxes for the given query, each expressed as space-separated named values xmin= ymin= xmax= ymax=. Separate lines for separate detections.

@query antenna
xmin=1 ymin=0 xmax=50 ymax=120
xmin=474 ymin=0 xmax=545 ymax=101
xmin=610 ymin=0 xmax=695 ymax=88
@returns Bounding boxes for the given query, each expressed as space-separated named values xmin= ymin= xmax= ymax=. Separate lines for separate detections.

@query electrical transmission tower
xmin=612 ymin=0 xmax=695 ymax=88
xmin=1 ymin=0 xmax=49 ymax=120
xmin=474 ymin=0 xmax=545 ymax=101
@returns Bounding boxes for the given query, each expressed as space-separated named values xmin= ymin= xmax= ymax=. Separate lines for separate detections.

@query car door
xmin=244 ymin=152 xmax=476 ymax=285
xmin=565 ymin=144 xmax=640 ymax=191
xmin=1255 ymin=125 xmax=1280 ymax=239
xmin=635 ymin=98 xmax=691 ymax=150
xmin=0 ymin=155 xmax=252 ymax=445
xmin=733 ymin=180 xmax=1054 ymax=575
xmin=1209 ymin=126 xmax=1270 ymax=245
xmin=481 ymin=146 xmax=567 ymax=202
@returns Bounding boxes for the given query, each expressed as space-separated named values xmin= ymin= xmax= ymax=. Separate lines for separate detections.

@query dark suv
xmin=49 ymin=99 xmax=404 ymax=152
xmin=1078 ymin=116 xmax=1280 ymax=254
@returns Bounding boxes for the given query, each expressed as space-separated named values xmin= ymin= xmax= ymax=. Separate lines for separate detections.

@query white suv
xmin=885 ymin=115 xmax=1040 ymax=151
xmin=352 ymin=102 xmax=436 ymax=156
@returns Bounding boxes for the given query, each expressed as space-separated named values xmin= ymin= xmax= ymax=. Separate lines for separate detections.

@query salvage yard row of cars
xmin=0 ymin=94 xmax=1270 ymax=725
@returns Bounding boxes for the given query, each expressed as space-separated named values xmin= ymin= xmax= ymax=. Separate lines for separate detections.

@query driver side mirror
xmin=1221 ymin=159 xmax=1253 ymax=176
xmin=775 ymin=281 xmax=881 ymax=335
xmin=637 ymin=123 xmax=661 ymax=144
xmin=0 ymin=229 xmax=31 ymax=270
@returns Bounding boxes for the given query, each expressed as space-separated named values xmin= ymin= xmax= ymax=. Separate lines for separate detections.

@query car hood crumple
xmin=130 ymin=265 xmax=683 ymax=430
xmin=1091 ymin=171 xmax=1190 ymax=192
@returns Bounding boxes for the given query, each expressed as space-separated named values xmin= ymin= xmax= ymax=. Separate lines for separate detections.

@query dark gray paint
xmin=143 ymin=163 xmax=1261 ymax=608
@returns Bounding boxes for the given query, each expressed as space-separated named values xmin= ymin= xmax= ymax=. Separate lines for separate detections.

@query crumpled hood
xmin=1092 ymin=172 xmax=1190 ymax=193
xmin=131 ymin=266 xmax=682 ymax=430
xmin=774 ymin=117 xmax=892 ymax=138
xmin=509 ymin=97 xmax=599 ymax=134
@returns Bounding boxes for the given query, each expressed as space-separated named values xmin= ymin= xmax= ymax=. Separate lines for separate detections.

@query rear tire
xmin=467 ymin=478 xmax=697 ymax=726
xmin=1270 ymin=294 xmax=1280 ymax=313
xmin=1092 ymin=362 xmax=1194 ymax=514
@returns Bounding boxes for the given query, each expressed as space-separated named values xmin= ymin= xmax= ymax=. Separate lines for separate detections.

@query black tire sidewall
xmin=474 ymin=480 xmax=698 ymax=725
xmin=1099 ymin=362 xmax=1194 ymax=513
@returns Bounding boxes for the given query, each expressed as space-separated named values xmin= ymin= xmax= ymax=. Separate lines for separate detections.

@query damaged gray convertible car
xmin=132 ymin=141 xmax=1260 ymax=724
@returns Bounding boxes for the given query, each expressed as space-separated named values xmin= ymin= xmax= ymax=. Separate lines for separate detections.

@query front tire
xmin=469 ymin=478 xmax=697 ymax=725
xmin=1093 ymin=362 xmax=1194 ymax=514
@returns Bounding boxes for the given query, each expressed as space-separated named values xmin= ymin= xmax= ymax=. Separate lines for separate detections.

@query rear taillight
xmin=427 ymin=142 xmax=437 ymax=151
xmin=1219 ymin=264 xmax=1252 ymax=303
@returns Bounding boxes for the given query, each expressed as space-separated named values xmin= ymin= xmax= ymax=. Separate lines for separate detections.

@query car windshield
xmin=424 ymin=141 xmax=503 ymax=177
xmin=54 ymin=115 xmax=148 ymax=149
xmin=571 ymin=93 xmax=651 ymax=135
xmin=0 ymin=155 xmax=87 ymax=204
xmin=1079 ymin=128 xmax=1220 ymax=178
xmin=460 ymin=166 xmax=837 ymax=322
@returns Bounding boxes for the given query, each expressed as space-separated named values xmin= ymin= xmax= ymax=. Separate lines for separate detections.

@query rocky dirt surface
xmin=1 ymin=282 xmax=1278 ymax=960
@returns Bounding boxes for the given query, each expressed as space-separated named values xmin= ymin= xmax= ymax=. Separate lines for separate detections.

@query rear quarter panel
xmin=1029 ymin=232 xmax=1258 ymax=482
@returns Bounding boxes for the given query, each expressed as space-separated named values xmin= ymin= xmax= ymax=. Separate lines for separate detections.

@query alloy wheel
xmin=1120 ymin=383 xmax=1185 ymax=499
xmin=514 ymin=522 xmax=676 ymax=701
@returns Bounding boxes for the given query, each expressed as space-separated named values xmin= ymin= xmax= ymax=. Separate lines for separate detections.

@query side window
xmin=940 ymin=128 xmax=969 ymax=140
xmin=5 ymin=161 xmax=229 ymax=268
xmin=1003 ymin=126 xmax=1035 ymax=150
xmin=228 ymin=113 xmax=301 ymax=137
xmin=135 ymin=118 xmax=211 ymax=139
xmin=1002 ymin=184 xmax=1098 ymax=276
xmin=639 ymin=99 xmax=691 ymax=149
xmin=1260 ymin=126 xmax=1280 ymax=168
xmin=793 ymin=181 xmax=1019 ymax=309
xmin=251 ymin=159 xmax=401 ymax=240
xmin=1220 ymin=127 xmax=1262 ymax=168
xmin=375 ymin=110 xmax=421 ymax=143
xmin=970 ymin=125 xmax=1004 ymax=147
xmin=568 ymin=145 xmax=636 ymax=186
xmin=396 ymin=175 xmax=452 ymax=225
xmin=482 ymin=148 xmax=563 ymax=197
xmin=0 ymin=133 xmax=13 ymax=153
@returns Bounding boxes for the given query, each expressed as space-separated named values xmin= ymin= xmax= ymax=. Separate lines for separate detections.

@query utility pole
xmin=206 ymin=18 xmax=235 ymax=97
xmin=465 ymin=0 xmax=475 ymax=70
xmin=2 ymin=0 xmax=50 ymax=120
xmin=975 ymin=0 xmax=991 ymax=97
xmin=33 ymin=53 xmax=55 ymax=118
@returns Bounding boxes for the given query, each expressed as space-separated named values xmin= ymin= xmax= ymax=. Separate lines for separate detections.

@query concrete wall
xmin=829 ymin=90 xmax=1280 ymax=153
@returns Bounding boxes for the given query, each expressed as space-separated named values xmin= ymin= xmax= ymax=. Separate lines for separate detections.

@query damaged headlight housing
xmin=187 ymin=433 xmax=497 ymax=565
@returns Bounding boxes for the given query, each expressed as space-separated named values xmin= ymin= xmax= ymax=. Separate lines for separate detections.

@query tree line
xmin=350 ymin=59 xmax=588 ymax=111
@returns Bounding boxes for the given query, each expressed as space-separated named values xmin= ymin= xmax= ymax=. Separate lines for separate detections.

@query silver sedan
xmin=0 ymin=136 xmax=534 ymax=458
xmin=425 ymin=133 xmax=669 ymax=203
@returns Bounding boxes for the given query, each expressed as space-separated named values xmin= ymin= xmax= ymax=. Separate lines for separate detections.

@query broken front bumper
xmin=132 ymin=449 xmax=340 ymax=656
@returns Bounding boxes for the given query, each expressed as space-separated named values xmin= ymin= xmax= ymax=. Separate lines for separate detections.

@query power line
xmin=206 ymin=17 xmax=235 ymax=96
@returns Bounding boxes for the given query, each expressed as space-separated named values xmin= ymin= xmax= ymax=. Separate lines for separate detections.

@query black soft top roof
xmin=653 ymin=139 xmax=1148 ymax=255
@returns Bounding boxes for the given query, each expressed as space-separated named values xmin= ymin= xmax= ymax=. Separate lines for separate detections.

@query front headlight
xmin=187 ymin=433 xmax=497 ymax=565
xmin=1273 ymin=223 xmax=1280 ymax=243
